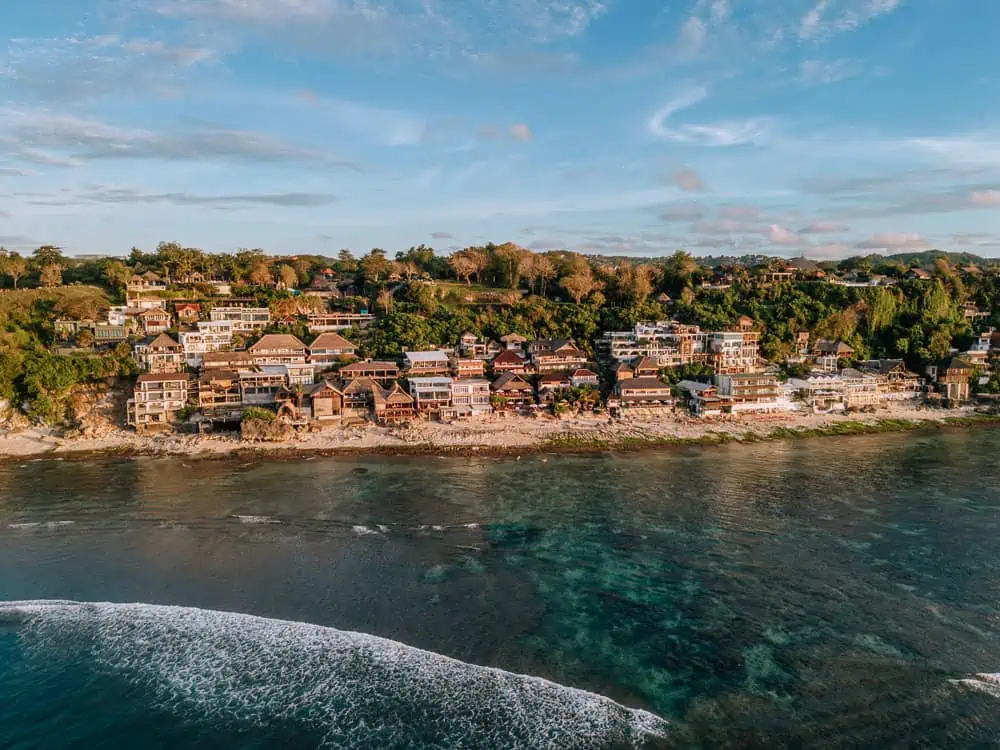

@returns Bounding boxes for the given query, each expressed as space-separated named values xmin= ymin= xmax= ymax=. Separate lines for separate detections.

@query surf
xmin=1 ymin=600 xmax=669 ymax=749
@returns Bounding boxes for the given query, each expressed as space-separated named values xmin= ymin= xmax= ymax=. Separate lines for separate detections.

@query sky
xmin=2 ymin=0 xmax=1000 ymax=259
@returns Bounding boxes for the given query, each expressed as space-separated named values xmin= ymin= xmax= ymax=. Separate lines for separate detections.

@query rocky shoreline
xmin=1 ymin=405 xmax=997 ymax=463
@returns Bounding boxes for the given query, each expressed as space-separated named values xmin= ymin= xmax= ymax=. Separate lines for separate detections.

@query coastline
xmin=1 ymin=405 xmax=997 ymax=463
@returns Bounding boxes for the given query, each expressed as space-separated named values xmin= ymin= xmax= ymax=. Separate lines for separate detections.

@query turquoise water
xmin=2 ymin=430 xmax=1000 ymax=747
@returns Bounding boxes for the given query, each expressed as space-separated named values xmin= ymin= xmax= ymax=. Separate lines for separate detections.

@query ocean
xmin=2 ymin=430 xmax=1000 ymax=748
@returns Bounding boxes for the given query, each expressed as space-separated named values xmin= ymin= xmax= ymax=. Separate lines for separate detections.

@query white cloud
xmin=509 ymin=123 xmax=534 ymax=141
xmin=799 ymin=0 xmax=903 ymax=41
xmin=810 ymin=242 xmax=853 ymax=258
xmin=799 ymin=220 xmax=850 ymax=234
xmin=969 ymin=190 xmax=1000 ymax=207
xmin=676 ymin=17 xmax=707 ymax=59
xmin=673 ymin=168 xmax=705 ymax=192
xmin=855 ymin=232 xmax=928 ymax=250
xmin=647 ymin=88 xmax=769 ymax=147
xmin=798 ymin=58 xmax=863 ymax=85
xmin=766 ymin=224 xmax=805 ymax=246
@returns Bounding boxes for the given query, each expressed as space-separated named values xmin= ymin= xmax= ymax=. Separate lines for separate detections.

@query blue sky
xmin=2 ymin=0 xmax=1000 ymax=259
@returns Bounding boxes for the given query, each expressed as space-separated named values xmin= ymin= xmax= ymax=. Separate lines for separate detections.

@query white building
xmin=408 ymin=376 xmax=453 ymax=412
xmin=209 ymin=306 xmax=271 ymax=333
xmin=127 ymin=373 xmax=190 ymax=432
xmin=444 ymin=379 xmax=492 ymax=418
xmin=178 ymin=320 xmax=234 ymax=366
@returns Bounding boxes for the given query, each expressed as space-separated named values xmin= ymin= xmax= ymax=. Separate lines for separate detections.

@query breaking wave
xmin=0 ymin=601 xmax=669 ymax=749
xmin=951 ymin=673 xmax=1000 ymax=699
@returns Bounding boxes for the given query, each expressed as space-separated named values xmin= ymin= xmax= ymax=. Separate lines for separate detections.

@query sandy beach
xmin=0 ymin=404 xmax=993 ymax=461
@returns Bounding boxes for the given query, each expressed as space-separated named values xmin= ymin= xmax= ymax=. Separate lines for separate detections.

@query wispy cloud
xmin=509 ymin=123 xmax=534 ymax=142
xmin=799 ymin=220 xmax=850 ymax=234
xmin=799 ymin=0 xmax=904 ymax=41
xmin=431 ymin=231 xmax=455 ymax=239
xmin=855 ymin=232 xmax=928 ymax=250
xmin=766 ymin=224 xmax=806 ymax=246
xmin=647 ymin=87 xmax=769 ymax=147
xmin=673 ymin=167 xmax=706 ymax=192
xmin=24 ymin=186 xmax=337 ymax=209
xmin=0 ymin=109 xmax=360 ymax=170
xmin=798 ymin=58 xmax=864 ymax=85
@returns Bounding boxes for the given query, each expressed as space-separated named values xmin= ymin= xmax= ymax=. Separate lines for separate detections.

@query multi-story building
xmin=609 ymin=376 xmax=675 ymax=416
xmin=178 ymin=320 xmax=234 ymax=366
xmin=337 ymin=360 xmax=400 ymax=384
xmin=458 ymin=332 xmax=488 ymax=358
xmin=710 ymin=318 xmax=761 ymax=375
xmin=857 ymin=360 xmax=923 ymax=401
xmin=404 ymin=350 xmax=452 ymax=376
xmin=306 ymin=313 xmax=376 ymax=332
xmin=443 ymin=379 xmax=492 ymax=418
xmin=209 ymin=306 xmax=271 ymax=333
xmin=93 ymin=323 xmax=131 ymax=344
xmin=174 ymin=303 xmax=201 ymax=324
xmin=247 ymin=334 xmax=308 ymax=366
xmin=491 ymin=350 xmax=531 ymax=375
xmin=238 ymin=369 xmax=288 ymax=406
xmin=138 ymin=308 xmax=172 ymax=335
xmin=715 ymin=373 xmax=780 ymax=413
xmin=127 ymin=373 xmax=191 ymax=433
xmin=451 ymin=357 xmax=486 ymax=379
xmin=408 ymin=376 xmax=453 ymax=413
xmin=196 ymin=370 xmax=243 ymax=422
xmin=531 ymin=339 xmax=589 ymax=373
xmin=491 ymin=373 xmax=535 ymax=409
xmin=133 ymin=333 xmax=185 ymax=374
xmin=600 ymin=321 xmax=711 ymax=367
xmin=373 ymin=383 xmax=417 ymax=424
xmin=308 ymin=332 xmax=356 ymax=368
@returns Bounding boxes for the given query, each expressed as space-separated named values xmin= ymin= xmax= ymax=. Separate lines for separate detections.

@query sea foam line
xmin=1 ymin=600 xmax=668 ymax=749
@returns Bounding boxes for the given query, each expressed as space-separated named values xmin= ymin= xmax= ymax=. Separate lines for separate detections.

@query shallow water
xmin=2 ymin=429 xmax=1000 ymax=747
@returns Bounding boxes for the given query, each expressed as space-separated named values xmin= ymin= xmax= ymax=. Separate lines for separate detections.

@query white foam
xmin=3 ymin=600 xmax=668 ymax=749
xmin=352 ymin=525 xmax=380 ymax=536
xmin=232 ymin=515 xmax=280 ymax=525
xmin=951 ymin=673 xmax=1000 ymax=698
xmin=7 ymin=522 xmax=41 ymax=529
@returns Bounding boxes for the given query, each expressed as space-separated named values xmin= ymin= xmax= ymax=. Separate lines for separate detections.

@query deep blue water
xmin=3 ymin=429 xmax=1000 ymax=748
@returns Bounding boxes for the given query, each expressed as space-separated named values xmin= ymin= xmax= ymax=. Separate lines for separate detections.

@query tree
xmin=0 ymin=251 xmax=27 ymax=289
xmin=562 ymin=268 xmax=598 ymax=304
xmin=32 ymin=245 xmax=64 ymax=269
xmin=377 ymin=288 xmax=394 ymax=312
xmin=76 ymin=329 xmax=94 ymax=349
xmin=494 ymin=243 xmax=527 ymax=289
xmin=40 ymin=264 xmax=63 ymax=288
xmin=336 ymin=249 xmax=358 ymax=273
xmin=449 ymin=252 xmax=476 ymax=285
xmin=249 ymin=261 xmax=272 ymax=286
xmin=466 ymin=248 xmax=489 ymax=283
xmin=278 ymin=264 xmax=298 ymax=290
xmin=103 ymin=260 xmax=131 ymax=291
xmin=360 ymin=249 xmax=392 ymax=285
xmin=535 ymin=255 xmax=556 ymax=296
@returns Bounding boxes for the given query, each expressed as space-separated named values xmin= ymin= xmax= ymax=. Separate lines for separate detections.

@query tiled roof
xmin=310 ymin=332 xmax=355 ymax=350
xmin=249 ymin=334 xmax=307 ymax=352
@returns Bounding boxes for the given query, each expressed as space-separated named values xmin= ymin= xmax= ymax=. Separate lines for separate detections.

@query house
xmin=839 ymin=368 xmax=881 ymax=409
xmin=93 ymin=323 xmax=130 ymax=344
xmin=404 ymin=350 xmax=451 ymax=376
xmin=337 ymin=359 xmax=400 ymax=384
xmin=485 ymin=340 xmax=504 ymax=360
xmin=133 ymin=333 xmax=184 ymax=374
xmin=858 ymin=360 xmax=922 ymax=401
xmin=786 ymin=373 xmax=846 ymax=414
xmin=310 ymin=381 xmax=346 ymax=422
xmin=500 ymin=333 xmax=527 ymax=352
xmin=178 ymin=320 xmax=234 ymax=366
xmin=491 ymin=373 xmax=535 ymax=409
xmin=905 ymin=268 xmax=932 ymax=280
xmin=408 ymin=376 xmax=453 ymax=413
xmin=611 ymin=376 xmax=674 ymax=415
xmin=201 ymin=351 xmax=255 ymax=370
xmin=711 ymin=318 xmax=762 ymax=375
xmin=127 ymin=373 xmax=191 ymax=433
xmin=308 ymin=332 xmax=357 ymax=368
xmin=715 ymin=373 xmax=781 ymax=413
xmin=570 ymin=368 xmax=600 ymax=388
xmin=306 ymin=312 xmax=376 ymax=332
xmin=616 ymin=362 xmax=634 ymax=382
xmin=491 ymin=349 xmax=531 ymax=375
xmin=340 ymin=377 xmax=380 ymax=419
xmin=174 ymin=303 xmax=201 ymax=324
xmin=125 ymin=293 xmax=168 ymax=311
xmin=209 ymin=306 xmax=271 ymax=333
xmin=633 ymin=357 xmax=659 ymax=378
xmin=599 ymin=320 xmax=711 ymax=367
xmin=371 ymin=383 xmax=415 ymax=424
xmin=452 ymin=357 xmax=486 ymax=379
xmin=127 ymin=272 xmax=167 ymax=294
xmin=538 ymin=372 xmax=571 ymax=404
xmin=248 ymin=334 xmax=308 ymax=365
xmin=458 ymin=332 xmax=488 ymax=358
xmin=933 ymin=356 xmax=974 ymax=402
xmin=531 ymin=340 xmax=588 ymax=373
xmin=962 ymin=301 xmax=989 ymax=320
xmin=138 ymin=307 xmax=171 ymax=335
xmin=814 ymin=340 xmax=855 ymax=359
xmin=196 ymin=370 xmax=243 ymax=422
xmin=238 ymin=368 xmax=288 ymax=406
xmin=443 ymin=379 xmax=492 ymax=418
xmin=675 ymin=381 xmax=722 ymax=417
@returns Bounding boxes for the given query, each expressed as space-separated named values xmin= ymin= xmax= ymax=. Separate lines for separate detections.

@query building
xmin=247 ymin=334 xmax=308 ymax=366
xmin=500 ymin=333 xmax=527 ymax=352
xmin=611 ymin=376 xmax=675 ymax=415
xmin=337 ymin=360 xmax=400 ymax=384
xmin=715 ymin=373 xmax=781 ymax=413
xmin=93 ymin=323 xmax=130 ymax=344
xmin=404 ymin=350 xmax=452 ymax=376
xmin=787 ymin=373 xmax=847 ymax=413
xmin=306 ymin=312 xmax=376 ymax=332
xmin=633 ymin=357 xmax=660 ymax=378
xmin=127 ymin=272 xmax=167 ymax=294
xmin=710 ymin=317 xmax=761 ymax=375
xmin=570 ymin=368 xmax=600 ymax=388
xmin=308 ymin=332 xmax=357 ymax=368
xmin=373 ymin=383 xmax=416 ymax=424
xmin=340 ymin=377 xmax=380 ymax=419
xmin=531 ymin=340 xmax=589 ymax=373
xmin=538 ymin=372 xmax=571 ymax=404
xmin=491 ymin=373 xmax=535 ymax=409
xmin=196 ymin=370 xmax=243 ymax=422
xmin=310 ymin=381 xmax=346 ymax=422
xmin=127 ymin=373 xmax=191 ymax=433
xmin=408 ymin=376 xmax=453 ymax=413
xmin=178 ymin=320 xmax=234 ymax=366
xmin=133 ymin=333 xmax=185 ymax=374
xmin=491 ymin=349 xmax=531 ymax=375
xmin=451 ymin=357 xmax=486 ymax=379
xmin=174 ymin=303 xmax=201 ymax=324
xmin=675 ymin=381 xmax=723 ymax=417
xmin=238 ymin=368 xmax=288 ymax=406
xmin=209 ymin=306 xmax=271 ymax=333
xmin=858 ymin=360 xmax=922 ymax=401
xmin=458 ymin=332 xmax=488 ymax=358
xmin=599 ymin=321 xmax=710 ymax=367
xmin=443 ymin=379 xmax=492 ymax=418
xmin=933 ymin=356 xmax=974 ymax=402
xmin=138 ymin=308 xmax=171 ymax=335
